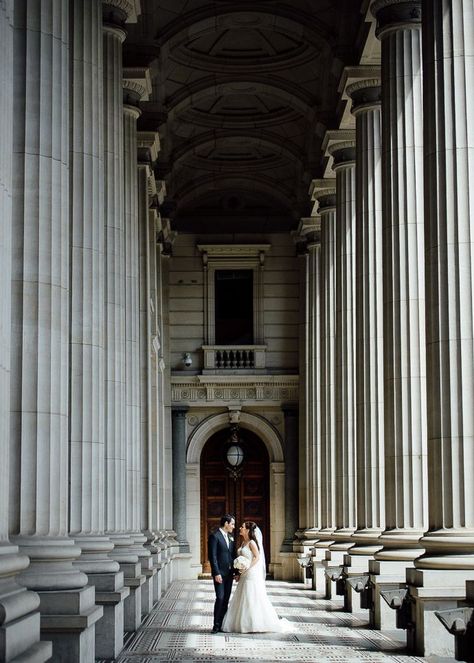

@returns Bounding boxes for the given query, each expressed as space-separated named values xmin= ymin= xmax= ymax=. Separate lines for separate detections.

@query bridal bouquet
xmin=233 ymin=555 xmax=250 ymax=571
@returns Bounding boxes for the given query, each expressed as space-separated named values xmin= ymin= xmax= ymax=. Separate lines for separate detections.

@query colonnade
xmin=0 ymin=1 xmax=175 ymax=660
xmin=303 ymin=0 xmax=474 ymax=657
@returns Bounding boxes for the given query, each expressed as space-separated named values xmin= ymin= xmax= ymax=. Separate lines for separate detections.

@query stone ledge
xmin=40 ymin=605 xmax=103 ymax=632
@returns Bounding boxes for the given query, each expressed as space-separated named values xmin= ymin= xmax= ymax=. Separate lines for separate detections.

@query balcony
xmin=202 ymin=345 xmax=266 ymax=373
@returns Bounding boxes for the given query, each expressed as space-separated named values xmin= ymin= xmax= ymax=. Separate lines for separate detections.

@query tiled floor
xmin=116 ymin=579 xmax=427 ymax=662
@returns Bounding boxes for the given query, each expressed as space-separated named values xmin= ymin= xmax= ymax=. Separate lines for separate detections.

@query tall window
xmin=215 ymin=270 xmax=253 ymax=344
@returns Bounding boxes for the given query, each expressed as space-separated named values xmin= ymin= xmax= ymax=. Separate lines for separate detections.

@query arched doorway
xmin=200 ymin=427 xmax=270 ymax=574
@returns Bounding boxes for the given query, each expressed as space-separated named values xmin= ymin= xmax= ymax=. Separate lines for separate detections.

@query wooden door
xmin=201 ymin=428 xmax=270 ymax=574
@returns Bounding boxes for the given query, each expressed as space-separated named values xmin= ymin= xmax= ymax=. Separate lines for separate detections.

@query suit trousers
xmin=213 ymin=572 xmax=233 ymax=629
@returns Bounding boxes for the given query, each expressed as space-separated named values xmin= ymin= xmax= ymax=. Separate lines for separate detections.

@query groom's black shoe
xmin=211 ymin=625 xmax=220 ymax=633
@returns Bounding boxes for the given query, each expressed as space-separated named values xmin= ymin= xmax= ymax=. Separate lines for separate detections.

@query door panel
xmin=201 ymin=428 xmax=269 ymax=574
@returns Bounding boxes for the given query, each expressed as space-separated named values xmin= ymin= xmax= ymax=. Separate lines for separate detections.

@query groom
xmin=208 ymin=514 xmax=236 ymax=633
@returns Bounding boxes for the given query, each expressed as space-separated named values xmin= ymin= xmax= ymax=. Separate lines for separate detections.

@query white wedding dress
xmin=221 ymin=544 xmax=290 ymax=633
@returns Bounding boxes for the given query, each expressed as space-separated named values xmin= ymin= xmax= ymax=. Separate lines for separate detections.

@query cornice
xmin=171 ymin=375 xmax=299 ymax=406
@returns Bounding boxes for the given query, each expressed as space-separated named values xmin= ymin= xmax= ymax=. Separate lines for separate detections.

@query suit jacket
xmin=208 ymin=529 xmax=236 ymax=578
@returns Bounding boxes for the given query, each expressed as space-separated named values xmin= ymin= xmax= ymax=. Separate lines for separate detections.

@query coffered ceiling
xmin=125 ymin=1 xmax=367 ymax=233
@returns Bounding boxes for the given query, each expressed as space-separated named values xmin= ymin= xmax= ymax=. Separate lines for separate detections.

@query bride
xmin=221 ymin=521 xmax=290 ymax=633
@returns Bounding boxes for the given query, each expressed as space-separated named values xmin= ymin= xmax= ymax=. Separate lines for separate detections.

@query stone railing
xmin=202 ymin=345 xmax=266 ymax=371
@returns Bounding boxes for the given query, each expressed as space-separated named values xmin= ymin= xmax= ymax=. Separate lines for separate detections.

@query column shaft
xmin=172 ymin=407 xmax=189 ymax=552
xmin=124 ymin=104 xmax=142 ymax=540
xmin=349 ymin=81 xmax=385 ymax=541
xmin=319 ymin=195 xmax=338 ymax=534
xmin=103 ymin=21 xmax=133 ymax=559
xmin=10 ymin=0 xmax=86 ymax=589
xmin=307 ymin=242 xmax=322 ymax=530
xmin=418 ymin=0 xmax=474 ymax=567
xmin=330 ymin=144 xmax=357 ymax=536
xmin=282 ymin=405 xmax=299 ymax=548
xmin=0 ymin=3 xmax=49 ymax=660
xmin=69 ymin=0 xmax=117 ymax=573
xmin=373 ymin=0 xmax=428 ymax=554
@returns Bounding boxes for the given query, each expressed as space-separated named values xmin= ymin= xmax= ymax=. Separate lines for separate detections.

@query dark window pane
xmin=215 ymin=270 xmax=253 ymax=344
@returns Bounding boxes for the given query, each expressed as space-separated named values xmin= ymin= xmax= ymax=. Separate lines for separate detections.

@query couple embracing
xmin=208 ymin=514 xmax=290 ymax=633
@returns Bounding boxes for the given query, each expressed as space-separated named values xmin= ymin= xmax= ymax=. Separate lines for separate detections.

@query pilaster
xmin=171 ymin=407 xmax=190 ymax=553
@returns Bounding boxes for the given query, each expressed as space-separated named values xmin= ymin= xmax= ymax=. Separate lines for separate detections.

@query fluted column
xmin=317 ymin=187 xmax=338 ymax=539
xmin=348 ymin=79 xmax=385 ymax=547
xmin=0 ymin=3 xmax=50 ymax=660
xmin=416 ymin=0 xmax=474 ymax=573
xmin=123 ymin=88 xmax=144 ymax=548
xmin=138 ymin=164 xmax=152 ymax=546
xmin=102 ymin=6 xmax=136 ymax=563
xmin=10 ymin=0 xmax=86 ymax=592
xmin=306 ymin=236 xmax=322 ymax=533
xmin=328 ymin=142 xmax=357 ymax=540
xmin=70 ymin=0 xmax=118 ymax=577
xmin=372 ymin=0 xmax=428 ymax=558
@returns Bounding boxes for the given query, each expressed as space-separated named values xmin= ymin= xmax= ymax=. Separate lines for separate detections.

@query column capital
xmin=137 ymin=131 xmax=161 ymax=164
xmin=371 ymin=0 xmax=421 ymax=39
xmin=103 ymin=0 xmax=140 ymax=26
xmin=282 ymin=403 xmax=298 ymax=417
xmin=311 ymin=179 xmax=337 ymax=216
xmin=172 ymin=406 xmax=189 ymax=418
xmin=322 ymin=129 xmax=355 ymax=176
xmin=347 ymin=78 xmax=382 ymax=116
xmin=327 ymin=141 xmax=356 ymax=171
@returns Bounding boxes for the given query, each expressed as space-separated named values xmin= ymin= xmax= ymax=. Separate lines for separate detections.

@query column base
xmin=38 ymin=585 xmax=103 ymax=662
xmin=120 ymin=562 xmax=145 ymax=632
xmin=140 ymin=556 xmax=157 ymax=618
xmin=311 ymin=541 xmax=334 ymax=593
xmin=406 ymin=567 xmax=474 ymax=656
xmin=0 ymin=544 xmax=52 ymax=663
xmin=368 ymin=559 xmax=414 ymax=630
xmin=91 ymin=571 xmax=129 ymax=660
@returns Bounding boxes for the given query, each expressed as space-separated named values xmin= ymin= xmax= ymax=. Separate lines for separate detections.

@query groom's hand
xmin=214 ymin=574 xmax=223 ymax=584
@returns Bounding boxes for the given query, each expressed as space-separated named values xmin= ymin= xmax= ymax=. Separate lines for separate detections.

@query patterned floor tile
xmin=117 ymin=579 xmax=427 ymax=663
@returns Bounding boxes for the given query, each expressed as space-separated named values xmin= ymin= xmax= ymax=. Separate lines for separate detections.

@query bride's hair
xmin=243 ymin=521 xmax=260 ymax=550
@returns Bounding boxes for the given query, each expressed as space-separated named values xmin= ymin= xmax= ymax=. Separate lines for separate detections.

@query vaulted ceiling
xmin=125 ymin=1 xmax=367 ymax=233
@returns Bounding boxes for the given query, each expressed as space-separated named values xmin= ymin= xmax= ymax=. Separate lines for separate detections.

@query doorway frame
xmin=185 ymin=411 xmax=285 ymax=577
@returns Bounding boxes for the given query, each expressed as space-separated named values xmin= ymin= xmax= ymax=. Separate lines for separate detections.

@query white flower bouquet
xmin=233 ymin=555 xmax=250 ymax=571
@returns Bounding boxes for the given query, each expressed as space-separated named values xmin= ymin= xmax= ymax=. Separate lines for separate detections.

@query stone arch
xmin=186 ymin=411 xmax=284 ymax=464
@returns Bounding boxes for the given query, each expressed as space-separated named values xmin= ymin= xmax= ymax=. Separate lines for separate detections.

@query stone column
xmin=9 ymin=1 xmax=103 ymax=657
xmin=347 ymin=79 xmax=385 ymax=562
xmin=137 ymin=157 xmax=160 ymax=613
xmin=102 ymin=0 xmax=144 ymax=636
xmin=306 ymin=232 xmax=323 ymax=536
xmin=172 ymin=407 xmax=190 ymax=552
xmin=0 ymin=3 xmax=50 ymax=660
xmin=329 ymin=141 xmax=357 ymax=544
xmin=281 ymin=404 xmax=299 ymax=552
xmin=404 ymin=1 xmax=474 ymax=656
xmin=369 ymin=0 xmax=428 ymax=631
xmin=69 ymin=2 xmax=128 ymax=658
xmin=315 ymin=185 xmax=338 ymax=543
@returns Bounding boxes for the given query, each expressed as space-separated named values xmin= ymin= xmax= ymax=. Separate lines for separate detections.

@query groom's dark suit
xmin=208 ymin=528 xmax=236 ymax=630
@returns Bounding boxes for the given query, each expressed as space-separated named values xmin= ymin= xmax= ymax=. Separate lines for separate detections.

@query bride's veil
xmin=254 ymin=526 xmax=266 ymax=580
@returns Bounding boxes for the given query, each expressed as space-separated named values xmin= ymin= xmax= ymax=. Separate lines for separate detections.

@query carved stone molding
xmin=171 ymin=375 xmax=299 ymax=406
